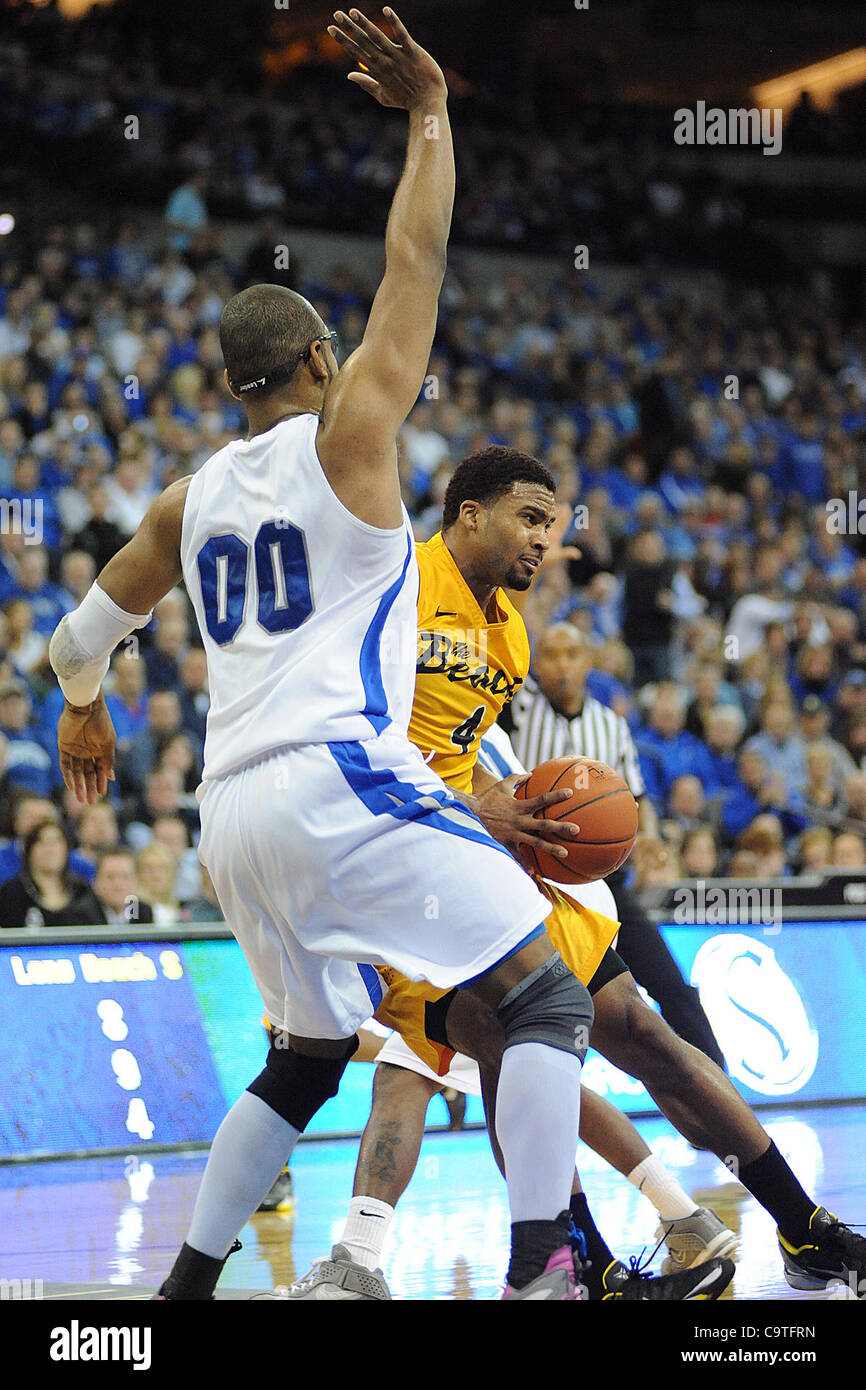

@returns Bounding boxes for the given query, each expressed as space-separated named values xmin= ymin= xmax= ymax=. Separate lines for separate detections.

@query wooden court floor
xmin=1 ymin=1102 xmax=864 ymax=1300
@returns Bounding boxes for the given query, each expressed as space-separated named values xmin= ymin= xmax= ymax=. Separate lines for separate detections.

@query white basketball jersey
xmin=179 ymin=414 xmax=419 ymax=781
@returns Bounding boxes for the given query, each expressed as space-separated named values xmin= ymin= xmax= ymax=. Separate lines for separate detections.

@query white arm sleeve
xmin=49 ymin=582 xmax=153 ymax=707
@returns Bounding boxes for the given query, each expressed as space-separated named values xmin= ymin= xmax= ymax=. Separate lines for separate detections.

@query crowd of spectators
xmin=0 ymin=193 xmax=864 ymax=923
xmin=2 ymin=3 xmax=863 ymax=274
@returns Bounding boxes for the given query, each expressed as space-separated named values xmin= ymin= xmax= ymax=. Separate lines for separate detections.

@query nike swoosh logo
xmin=359 ymin=1210 xmax=386 ymax=1218
xmin=434 ymin=608 xmax=457 ymax=618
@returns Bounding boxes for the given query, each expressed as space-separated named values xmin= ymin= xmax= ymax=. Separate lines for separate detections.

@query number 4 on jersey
xmin=450 ymin=705 xmax=485 ymax=755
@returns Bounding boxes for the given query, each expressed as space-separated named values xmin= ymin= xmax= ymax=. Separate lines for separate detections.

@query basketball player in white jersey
xmin=49 ymin=8 xmax=597 ymax=1301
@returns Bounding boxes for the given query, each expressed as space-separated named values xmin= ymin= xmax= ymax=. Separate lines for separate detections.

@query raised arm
xmin=49 ymin=478 xmax=189 ymax=803
xmin=317 ymin=8 xmax=454 ymax=527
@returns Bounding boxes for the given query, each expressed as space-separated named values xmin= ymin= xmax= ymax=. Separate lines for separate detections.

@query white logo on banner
xmin=690 ymin=935 xmax=818 ymax=1096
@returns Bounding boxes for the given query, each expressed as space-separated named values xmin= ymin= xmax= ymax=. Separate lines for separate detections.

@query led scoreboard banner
xmin=1 ymin=917 xmax=866 ymax=1160
xmin=0 ymin=926 xmax=382 ymax=1159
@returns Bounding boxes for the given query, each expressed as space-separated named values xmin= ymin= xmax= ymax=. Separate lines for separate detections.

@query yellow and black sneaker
xmin=257 ymin=1166 xmax=295 ymax=1213
xmin=778 ymin=1207 xmax=866 ymax=1297
xmin=601 ymin=1255 xmax=735 ymax=1300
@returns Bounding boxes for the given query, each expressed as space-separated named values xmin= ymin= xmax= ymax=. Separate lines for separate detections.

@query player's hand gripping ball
xmin=515 ymin=757 xmax=638 ymax=883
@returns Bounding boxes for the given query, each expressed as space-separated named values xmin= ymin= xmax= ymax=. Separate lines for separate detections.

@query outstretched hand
xmin=328 ymin=7 xmax=447 ymax=110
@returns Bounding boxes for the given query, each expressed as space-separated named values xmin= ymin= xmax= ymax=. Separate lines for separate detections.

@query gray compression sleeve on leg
xmin=496 ymin=952 xmax=594 ymax=1061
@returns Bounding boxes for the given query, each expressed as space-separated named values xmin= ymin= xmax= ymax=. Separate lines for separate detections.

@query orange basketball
xmin=514 ymin=756 xmax=638 ymax=884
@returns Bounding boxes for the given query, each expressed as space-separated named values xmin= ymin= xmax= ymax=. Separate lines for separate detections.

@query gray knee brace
xmin=496 ymin=953 xmax=593 ymax=1062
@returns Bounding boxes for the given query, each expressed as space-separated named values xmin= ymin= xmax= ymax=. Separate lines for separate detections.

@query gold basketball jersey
xmin=409 ymin=532 xmax=529 ymax=792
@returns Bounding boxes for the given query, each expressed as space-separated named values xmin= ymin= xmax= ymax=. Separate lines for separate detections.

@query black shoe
xmin=257 ymin=1168 xmax=295 ymax=1213
xmin=601 ymin=1255 xmax=735 ymax=1301
xmin=779 ymin=1207 xmax=866 ymax=1296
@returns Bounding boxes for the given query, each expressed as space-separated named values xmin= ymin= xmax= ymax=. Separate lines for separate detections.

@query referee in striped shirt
xmin=502 ymin=623 xmax=725 ymax=1069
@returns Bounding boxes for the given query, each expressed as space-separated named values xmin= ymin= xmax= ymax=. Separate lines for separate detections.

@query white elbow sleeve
xmin=49 ymin=582 xmax=153 ymax=707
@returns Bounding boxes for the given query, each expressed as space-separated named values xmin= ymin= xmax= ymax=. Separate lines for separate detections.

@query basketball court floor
xmin=1 ymin=1101 xmax=864 ymax=1300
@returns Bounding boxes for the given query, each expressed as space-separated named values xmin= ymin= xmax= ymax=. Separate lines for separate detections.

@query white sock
xmin=628 ymin=1155 xmax=698 ymax=1222
xmin=495 ymin=1041 xmax=582 ymax=1223
xmin=340 ymin=1196 xmax=395 ymax=1270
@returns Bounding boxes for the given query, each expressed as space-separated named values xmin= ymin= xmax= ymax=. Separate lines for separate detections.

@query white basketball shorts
xmin=377 ymin=1028 xmax=482 ymax=1097
xmin=196 ymin=729 xmax=551 ymax=1039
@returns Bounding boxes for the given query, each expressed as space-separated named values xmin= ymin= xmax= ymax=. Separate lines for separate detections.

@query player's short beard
xmin=503 ymin=562 xmax=532 ymax=590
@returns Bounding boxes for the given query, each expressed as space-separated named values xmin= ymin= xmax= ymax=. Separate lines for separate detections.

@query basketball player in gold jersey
xmin=288 ymin=446 xmax=866 ymax=1300
xmin=289 ymin=446 xmax=733 ymax=1300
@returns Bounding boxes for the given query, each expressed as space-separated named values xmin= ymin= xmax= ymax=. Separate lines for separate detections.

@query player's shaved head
xmin=219 ymin=285 xmax=325 ymax=398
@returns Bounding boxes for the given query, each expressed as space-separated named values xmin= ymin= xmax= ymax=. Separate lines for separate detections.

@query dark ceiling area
xmin=255 ymin=0 xmax=866 ymax=104
xmin=6 ymin=0 xmax=864 ymax=107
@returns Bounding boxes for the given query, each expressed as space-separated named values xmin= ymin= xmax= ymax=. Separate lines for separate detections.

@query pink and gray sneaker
xmin=503 ymin=1245 xmax=585 ymax=1300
